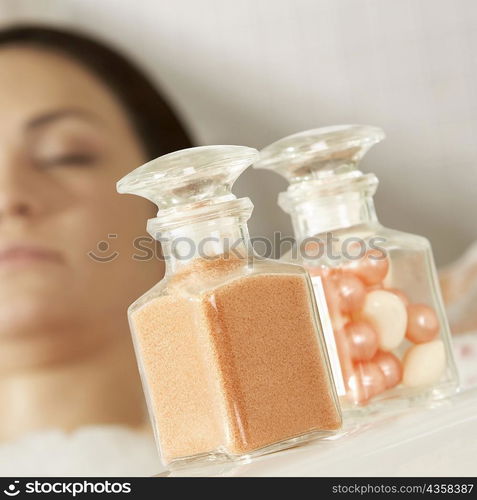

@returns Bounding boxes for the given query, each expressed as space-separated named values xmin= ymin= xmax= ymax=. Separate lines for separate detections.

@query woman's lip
xmin=0 ymin=244 xmax=64 ymax=265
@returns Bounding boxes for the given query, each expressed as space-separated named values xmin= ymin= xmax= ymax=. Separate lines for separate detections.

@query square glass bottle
xmin=254 ymin=126 xmax=459 ymax=413
xmin=117 ymin=145 xmax=342 ymax=468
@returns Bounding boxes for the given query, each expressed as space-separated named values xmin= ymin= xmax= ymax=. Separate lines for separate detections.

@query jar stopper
xmin=254 ymin=125 xmax=385 ymax=183
xmin=117 ymin=145 xmax=258 ymax=212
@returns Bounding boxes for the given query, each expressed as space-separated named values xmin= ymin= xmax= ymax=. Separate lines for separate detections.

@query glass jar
xmin=254 ymin=125 xmax=459 ymax=413
xmin=117 ymin=145 xmax=342 ymax=468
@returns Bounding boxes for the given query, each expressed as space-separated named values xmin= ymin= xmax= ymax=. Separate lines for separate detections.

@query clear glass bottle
xmin=254 ymin=125 xmax=459 ymax=413
xmin=117 ymin=145 xmax=342 ymax=468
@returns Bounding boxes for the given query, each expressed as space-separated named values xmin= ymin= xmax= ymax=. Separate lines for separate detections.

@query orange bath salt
xmin=132 ymin=295 xmax=226 ymax=462
xmin=131 ymin=270 xmax=341 ymax=463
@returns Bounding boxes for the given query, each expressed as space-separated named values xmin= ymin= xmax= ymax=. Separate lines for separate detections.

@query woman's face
xmin=0 ymin=45 xmax=162 ymax=366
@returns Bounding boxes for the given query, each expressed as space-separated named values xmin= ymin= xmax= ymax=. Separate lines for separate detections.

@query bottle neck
xmin=153 ymin=217 xmax=251 ymax=274
xmin=288 ymin=191 xmax=378 ymax=241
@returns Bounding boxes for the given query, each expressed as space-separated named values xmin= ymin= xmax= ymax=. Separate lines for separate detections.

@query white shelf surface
xmin=165 ymin=388 xmax=477 ymax=477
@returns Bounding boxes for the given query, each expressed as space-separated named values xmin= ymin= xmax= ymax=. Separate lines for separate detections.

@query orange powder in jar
xmin=131 ymin=257 xmax=341 ymax=465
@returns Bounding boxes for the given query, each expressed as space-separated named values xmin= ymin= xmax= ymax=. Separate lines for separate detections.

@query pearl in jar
xmin=344 ymin=249 xmax=389 ymax=286
xmin=352 ymin=361 xmax=387 ymax=403
xmin=344 ymin=321 xmax=379 ymax=361
xmin=373 ymin=351 xmax=402 ymax=389
xmin=337 ymin=273 xmax=366 ymax=314
xmin=303 ymin=240 xmax=325 ymax=260
xmin=334 ymin=328 xmax=355 ymax=383
xmin=406 ymin=303 xmax=440 ymax=343
xmin=402 ymin=340 xmax=446 ymax=387
xmin=322 ymin=272 xmax=349 ymax=330
xmin=360 ymin=290 xmax=408 ymax=351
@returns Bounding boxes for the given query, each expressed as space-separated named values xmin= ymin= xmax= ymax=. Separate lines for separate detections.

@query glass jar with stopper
xmin=253 ymin=125 xmax=459 ymax=413
xmin=116 ymin=145 xmax=342 ymax=468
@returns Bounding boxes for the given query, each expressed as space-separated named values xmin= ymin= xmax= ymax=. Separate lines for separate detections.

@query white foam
xmin=0 ymin=425 xmax=162 ymax=477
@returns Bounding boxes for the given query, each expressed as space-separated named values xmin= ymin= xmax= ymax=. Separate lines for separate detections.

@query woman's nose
xmin=0 ymin=195 xmax=33 ymax=218
xmin=0 ymin=161 xmax=42 ymax=220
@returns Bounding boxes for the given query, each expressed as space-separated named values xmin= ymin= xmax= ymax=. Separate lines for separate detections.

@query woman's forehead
xmin=0 ymin=45 xmax=129 ymax=131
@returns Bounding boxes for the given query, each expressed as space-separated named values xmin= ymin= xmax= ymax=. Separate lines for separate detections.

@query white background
xmin=1 ymin=0 xmax=476 ymax=265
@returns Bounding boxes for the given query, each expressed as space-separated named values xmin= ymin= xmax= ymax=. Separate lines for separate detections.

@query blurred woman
xmin=0 ymin=25 xmax=192 ymax=475
xmin=439 ymin=244 xmax=477 ymax=391
xmin=440 ymin=243 xmax=477 ymax=335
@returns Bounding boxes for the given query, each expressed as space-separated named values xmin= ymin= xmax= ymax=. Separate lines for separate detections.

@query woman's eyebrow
xmin=26 ymin=108 xmax=104 ymax=131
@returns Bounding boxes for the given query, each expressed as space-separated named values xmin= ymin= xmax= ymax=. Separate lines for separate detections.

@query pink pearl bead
xmin=373 ymin=351 xmax=403 ymax=389
xmin=334 ymin=328 xmax=354 ymax=382
xmin=344 ymin=321 xmax=379 ymax=361
xmin=347 ymin=372 xmax=366 ymax=404
xmin=345 ymin=249 xmax=389 ymax=286
xmin=387 ymin=288 xmax=410 ymax=307
xmin=352 ymin=361 xmax=387 ymax=404
xmin=308 ymin=268 xmax=349 ymax=332
xmin=406 ymin=304 xmax=440 ymax=343
xmin=322 ymin=273 xmax=345 ymax=320
xmin=362 ymin=362 xmax=387 ymax=398
xmin=337 ymin=273 xmax=366 ymax=314
xmin=304 ymin=241 xmax=325 ymax=260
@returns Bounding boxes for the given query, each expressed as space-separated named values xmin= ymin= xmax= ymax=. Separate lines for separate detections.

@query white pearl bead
xmin=402 ymin=339 xmax=446 ymax=388
xmin=361 ymin=290 xmax=408 ymax=351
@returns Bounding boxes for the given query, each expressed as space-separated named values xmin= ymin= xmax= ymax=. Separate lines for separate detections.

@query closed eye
xmin=39 ymin=153 xmax=98 ymax=167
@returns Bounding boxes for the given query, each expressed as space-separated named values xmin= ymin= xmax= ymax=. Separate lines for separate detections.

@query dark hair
xmin=0 ymin=25 xmax=194 ymax=159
